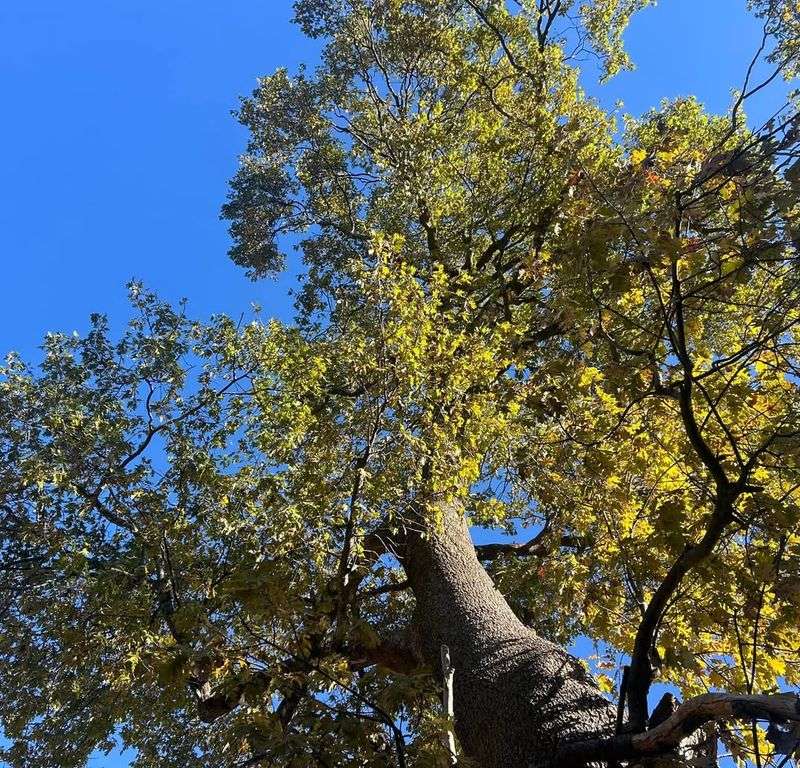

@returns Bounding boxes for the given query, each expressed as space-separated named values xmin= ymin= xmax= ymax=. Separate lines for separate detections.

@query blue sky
xmin=0 ymin=1 xmax=788 ymax=766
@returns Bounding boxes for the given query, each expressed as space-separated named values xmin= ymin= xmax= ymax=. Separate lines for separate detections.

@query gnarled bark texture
xmin=401 ymin=505 xmax=616 ymax=768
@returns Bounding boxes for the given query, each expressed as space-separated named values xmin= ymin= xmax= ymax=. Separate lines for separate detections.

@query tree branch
xmin=556 ymin=693 xmax=800 ymax=766
xmin=625 ymin=490 xmax=736 ymax=731
xmin=474 ymin=529 xmax=581 ymax=561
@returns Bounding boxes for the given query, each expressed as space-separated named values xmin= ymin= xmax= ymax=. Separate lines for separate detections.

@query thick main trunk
xmin=402 ymin=505 xmax=615 ymax=768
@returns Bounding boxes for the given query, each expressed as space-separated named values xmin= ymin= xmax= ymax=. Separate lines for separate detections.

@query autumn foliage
xmin=2 ymin=1 xmax=800 ymax=767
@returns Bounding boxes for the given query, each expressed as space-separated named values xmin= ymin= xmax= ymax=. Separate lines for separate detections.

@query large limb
xmin=624 ymin=486 xmax=736 ymax=731
xmin=556 ymin=692 xmax=800 ymax=766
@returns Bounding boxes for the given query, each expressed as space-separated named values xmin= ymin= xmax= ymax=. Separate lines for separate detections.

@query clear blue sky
xmin=0 ymin=2 xmax=785 ymax=766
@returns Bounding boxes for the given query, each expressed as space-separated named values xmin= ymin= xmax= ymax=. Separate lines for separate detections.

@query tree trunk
xmin=401 ymin=505 xmax=616 ymax=768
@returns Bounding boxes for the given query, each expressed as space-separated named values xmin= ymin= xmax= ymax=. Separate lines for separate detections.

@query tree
xmin=2 ymin=1 xmax=800 ymax=766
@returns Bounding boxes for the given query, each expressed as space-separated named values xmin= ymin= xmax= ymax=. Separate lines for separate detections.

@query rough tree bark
xmin=400 ymin=504 xmax=617 ymax=768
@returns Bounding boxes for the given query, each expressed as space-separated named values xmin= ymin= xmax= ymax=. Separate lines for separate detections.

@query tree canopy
xmin=2 ymin=1 xmax=800 ymax=767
